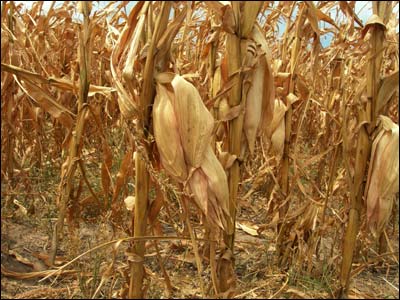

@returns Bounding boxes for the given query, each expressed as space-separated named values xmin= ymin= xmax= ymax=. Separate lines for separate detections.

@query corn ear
xmin=364 ymin=115 xmax=399 ymax=237
xmin=252 ymin=24 xmax=275 ymax=136
xmin=189 ymin=168 xmax=210 ymax=216
xmin=244 ymin=55 xmax=265 ymax=154
xmin=153 ymin=83 xmax=188 ymax=182
xmin=188 ymin=169 xmax=227 ymax=232
xmin=201 ymin=146 xmax=233 ymax=233
xmin=188 ymin=146 xmax=233 ymax=234
xmin=171 ymin=75 xmax=214 ymax=167
xmin=243 ymin=24 xmax=276 ymax=155
xmin=265 ymin=99 xmax=286 ymax=139
xmin=271 ymin=114 xmax=285 ymax=160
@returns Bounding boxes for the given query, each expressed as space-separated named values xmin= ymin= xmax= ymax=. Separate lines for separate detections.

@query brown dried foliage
xmin=1 ymin=1 xmax=398 ymax=299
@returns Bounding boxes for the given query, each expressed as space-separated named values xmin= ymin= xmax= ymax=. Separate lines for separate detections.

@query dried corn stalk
xmin=339 ymin=3 xmax=393 ymax=297
xmin=364 ymin=115 xmax=399 ymax=237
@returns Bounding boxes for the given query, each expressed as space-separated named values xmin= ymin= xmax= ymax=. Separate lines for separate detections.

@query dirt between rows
xmin=1 ymin=198 xmax=398 ymax=299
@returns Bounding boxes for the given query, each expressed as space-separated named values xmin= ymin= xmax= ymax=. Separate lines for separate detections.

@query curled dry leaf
xmin=218 ymin=151 xmax=237 ymax=170
xmin=221 ymin=4 xmax=236 ymax=34
xmin=13 ymin=199 xmax=28 ymax=215
xmin=361 ymin=14 xmax=387 ymax=38
xmin=376 ymin=71 xmax=399 ymax=116
xmin=236 ymin=222 xmax=259 ymax=236
xmin=364 ymin=115 xmax=399 ymax=237
xmin=240 ymin=2 xmax=263 ymax=39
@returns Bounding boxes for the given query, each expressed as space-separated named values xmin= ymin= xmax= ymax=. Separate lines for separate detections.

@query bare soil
xmin=1 ymin=184 xmax=398 ymax=299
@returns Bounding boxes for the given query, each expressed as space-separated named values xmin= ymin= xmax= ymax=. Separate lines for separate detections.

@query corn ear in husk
xmin=189 ymin=168 xmax=226 ymax=232
xmin=364 ymin=115 xmax=399 ymax=237
xmin=242 ymin=25 xmax=275 ymax=154
xmin=201 ymin=146 xmax=233 ymax=233
xmin=189 ymin=168 xmax=209 ymax=215
xmin=266 ymin=99 xmax=287 ymax=158
xmin=252 ymin=25 xmax=275 ymax=138
xmin=266 ymin=99 xmax=286 ymax=138
xmin=271 ymin=112 xmax=285 ymax=160
xmin=171 ymin=75 xmax=214 ymax=168
xmin=153 ymin=83 xmax=188 ymax=182
xmin=244 ymin=55 xmax=265 ymax=154
xmin=188 ymin=146 xmax=233 ymax=234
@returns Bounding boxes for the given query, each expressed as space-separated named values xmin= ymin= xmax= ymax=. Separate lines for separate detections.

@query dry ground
xmin=1 ymin=170 xmax=398 ymax=299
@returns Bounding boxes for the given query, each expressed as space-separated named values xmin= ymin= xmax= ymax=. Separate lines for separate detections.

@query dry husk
xmin=154 ymin=73 xmax=232 ymax=233
xmin=153 ymin=83 xmax=188 ymax=182
xmin=364 ymin=115 xmax=399 ymax=237
xmin=243 ymin=25 xmax=275 ymax=154
xmin=244 ymin=55 xmax=266 ymax=154
xmin=171 ymin=75 xmax=214 ymax=168
xmin=189 ymin=146 xmax=233 ymax=234
xmin=267 ymin=99 xmax=287 ymax=158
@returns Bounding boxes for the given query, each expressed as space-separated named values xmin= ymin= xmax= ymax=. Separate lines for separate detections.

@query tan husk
xmin=188 ymin=169 xmax=227 ymax=232
xmin=187 ymin=146 xmax=233 ymax=234
xmin=267 ymin=99 xmax=287 ymax=139
xmin=153 ymin=83 xmax=188 ymax=182
xmin=171 ymin=74 xmax=215 ymax=168
xmin=364 ymin=115 xmax=399 ymax=237
xmin=252 ymin=24 xmax=275 ymax=136
xmin=189 ymin=168 xmax=210 ymax=217
xmin=244 ymin=55 xmax=265 ymax=154
xmin=201 ymin=146 xmax=233 ymax=233
xmin=271 ymin=113 xmax=285 ymax=160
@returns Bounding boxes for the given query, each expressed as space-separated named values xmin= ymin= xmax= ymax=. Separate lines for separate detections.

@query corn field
xmin=1 ymin=1 xmax=399 ymax=299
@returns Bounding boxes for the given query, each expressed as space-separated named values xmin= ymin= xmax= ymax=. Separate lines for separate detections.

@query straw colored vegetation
xmin=1 ymin=1 xmax=399 ymax=299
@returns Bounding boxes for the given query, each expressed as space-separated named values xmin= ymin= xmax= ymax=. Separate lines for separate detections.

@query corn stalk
xmin=277 ymin=2 xmax=306 ymax=263
xmin=219 ymin=1 xmax=263 ymax=295
xmin=129 ymin=2 xmax=171 ymax=298
xmin=223 ymin=1 xmax=242 ymax=252
xmin=50 ymin=1 xmax=91 ymax=265
xmin=1 ymin=1 xmax=16 ymax=210
xmin=316 ymin=54 xmax=344 ymax=261
xmin=338 ymin=2 xmax=391 ymax=298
